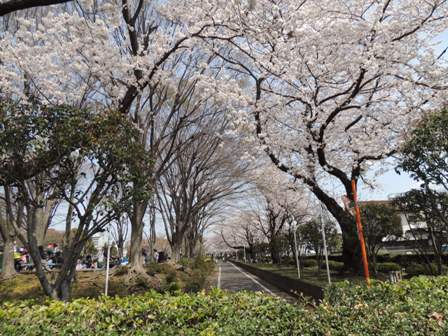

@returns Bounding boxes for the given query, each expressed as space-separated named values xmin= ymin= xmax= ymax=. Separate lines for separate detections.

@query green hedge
xmin=320 ymin=260 xmax=344 ymax=271
xmin=406 ymin=263 xmax=448 ymax=276
xmin=301 ymin=259 xmax=317 ymax=268
xmin=320 ymin=276 xmax=448 ymax=335
xmin=1 ymin=276 xmax=447 ymax=335
xmin=376 ymin=262 xmax=402 ymax=272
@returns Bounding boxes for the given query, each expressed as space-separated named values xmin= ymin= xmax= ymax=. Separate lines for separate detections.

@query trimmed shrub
xmin=282 ymin=256 xmax=293 ymax=265
xmin=406 ymin=263 xmax=427 ymax=276
xmin=376 ymin=262 xmax=402 ymax=273
xmin=301 ymin=259 xmax=317 ymax=268
xmin=0 ymin=290 xmax=305 ymax=336
xmin=166 ymin=281 xmax=181 ymax=292
xmin=1 ymin=276 xmax=447 ymax=335
xmin=377 ymin=254 xmax=392 ymax=263
xmin=406 ymin=263 xmax=448 ymax=276
xmin=321 ymin=260 xmax=344 ymax=271
xmin=320 ymin=276 xmax=448 ymax=335
xmin=165 ymin=270 xmax=177 ymax=283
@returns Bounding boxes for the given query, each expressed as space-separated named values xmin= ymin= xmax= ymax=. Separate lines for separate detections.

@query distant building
xmin=358 ymin=199 xmax=433 ymax=252
xmin=358 ymin=199 xmax=428 ymax=241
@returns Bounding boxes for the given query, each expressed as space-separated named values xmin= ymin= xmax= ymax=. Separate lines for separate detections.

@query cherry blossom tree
xmin=2 ymin=0 xmax=448 ymax=274
xmin=181 ymin=0 xmax=448 ymax=270
xmin=0 ymin=0 xmax=73 ymax=17
xmin=219 ymin=212 xmax=261 ymax=262
xmin=0 ymin=1 xmax=227 ymax=274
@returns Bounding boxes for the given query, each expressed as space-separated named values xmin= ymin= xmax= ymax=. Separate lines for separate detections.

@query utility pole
xmin=320 ymin=204 xmax=331 ymax=285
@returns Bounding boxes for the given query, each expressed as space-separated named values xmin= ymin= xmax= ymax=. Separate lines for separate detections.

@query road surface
xmin=216 ymin=261 xmax=294 ymax=302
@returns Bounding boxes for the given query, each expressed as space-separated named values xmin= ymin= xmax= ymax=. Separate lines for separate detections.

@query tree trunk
xmin=35 ymin=203 xmax=54 ymax=246
xmin=25 ymin=208 xmax=59 ymax=299
xmin=129 ymin=201 xmax=147 ymax=272
xmin=117 ymin=240 xmax=124 ymax=259
xmin=311 ymin=184 xmax=360 ymax=272
xmin=58 ymin=279 xmax=72 ymax=301
xmin=270 ymin=238 xmax=281 ymax=264
xmin=188 ymin=239 xmax=194 ymax=259
xmin=371 ymin=253 xmax=377 ymax=276
xmin=1 ymin=186 xmax=18 ymax=279
xmin=428 ymin=227 xmax=443 ymax=275
xmin=170 ymin=231 xmax=184 ymax=262
xmin=186 ymin=231 xmax=200 ymax=259
xmin=314 ymin=244 xmax=322 ymax=273
xmin=1 ymin=238 xmax=16 ymax=278
xmin=54 ymin=244 xmax=81 ymax=301
xmin=26 ymin=203 xmax=85 ymax=301
xmin=147 ymin=218 xmax=156 ymax=262
xmin=341 ymin=227 xmax=360 ymax=273
xmin=146 ymin=198 xmax=157 ymax=262
xmin=171 ymin=245 xmax=181 ymax=262
xmin=248 ymin=245 xmax=255 ymax=263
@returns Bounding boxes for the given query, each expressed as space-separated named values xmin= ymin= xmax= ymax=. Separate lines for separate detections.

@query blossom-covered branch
xmin=0 ymin=0 xmax=72 ymax=16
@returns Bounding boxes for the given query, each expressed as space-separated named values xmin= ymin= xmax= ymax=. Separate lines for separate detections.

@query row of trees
xmin=0 ymin=99 xmax=245 ymax=299
xmin=222 ymin=108 xmax=448 ymax=275
xmin=220 ymin=192 xmax=444 ymax=276
xmin=0 ymin=0 xmax=447 ymax=300
xmin=0 ymin=1 xmax=250 ymax=301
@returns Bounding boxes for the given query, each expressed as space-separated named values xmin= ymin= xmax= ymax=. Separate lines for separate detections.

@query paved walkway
xmin=216 ymin=261 xmax=295 ymax=302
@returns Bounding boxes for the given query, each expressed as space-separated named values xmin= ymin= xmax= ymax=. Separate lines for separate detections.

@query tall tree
xmin=399 ymin=109 xmax=448 ymax=191
xmin=394 ymin=190 xmax=448 ymax=275
xmin=300 ymin=218 xmax=339 ymax=271
xmin=0 ymin=104 xmax=151 ymax=300
xmin=157 ymin=107 xmax=246 ymax=261
xmin=0 ymin=1 xmax=218 ymax=275
xmin=360 ymin=203 xmax=402 ymax=275
xmin=186 ymin=0 xmax=448 ymax=270
xmin=397 ymin=108 xmax=448 ymax=275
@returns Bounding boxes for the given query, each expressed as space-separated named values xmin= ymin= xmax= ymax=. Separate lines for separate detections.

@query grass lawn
xmin=0 ymin=271 xmax=145 ymax=302
xmin=253 ymin=263 xmax=368 ymax=287
xmin=0 ymin=261 xmax=216 ymax=302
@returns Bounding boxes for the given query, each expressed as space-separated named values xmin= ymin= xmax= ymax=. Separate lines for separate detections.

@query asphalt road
xmin=216 ymin=261 xmax=294 ymax=302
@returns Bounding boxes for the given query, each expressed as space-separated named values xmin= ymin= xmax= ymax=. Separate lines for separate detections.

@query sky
xmin=359 ymin=167 xmax=421 ymax=201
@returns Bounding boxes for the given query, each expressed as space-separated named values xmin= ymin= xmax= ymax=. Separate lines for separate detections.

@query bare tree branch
xmin=0 ymin=0 xmax=72 ymax=16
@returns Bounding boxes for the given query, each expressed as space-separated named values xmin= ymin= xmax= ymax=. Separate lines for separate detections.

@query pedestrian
xmin=86 ymin=255 xmax=92 ymax=268
xmin=76 ymin=259 xmax=83 ymax=271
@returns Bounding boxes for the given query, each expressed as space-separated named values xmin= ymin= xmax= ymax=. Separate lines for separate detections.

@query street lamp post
xmin=293 ymin=223 xmax=301 ymax=279
xmin=104 ymin=225 xmax=111 ymax=296
xmin=243 ymin=246 xmax=246 ymax=263
xmin=320 ymin=204 xmax=331 ymax=285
